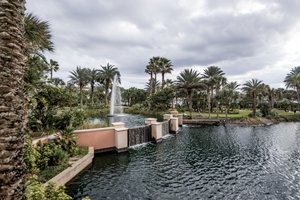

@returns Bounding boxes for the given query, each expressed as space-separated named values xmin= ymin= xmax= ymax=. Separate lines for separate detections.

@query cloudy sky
xmin=26 ymin=0 xmax=300 ymax=89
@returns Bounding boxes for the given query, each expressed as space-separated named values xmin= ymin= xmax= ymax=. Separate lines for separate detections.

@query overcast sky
xmin=26 ymin=0 xmax=300 ymax=89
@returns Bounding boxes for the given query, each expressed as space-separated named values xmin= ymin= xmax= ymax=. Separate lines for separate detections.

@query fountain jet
xmin=108 ymin=75 xmax=123 ymax=117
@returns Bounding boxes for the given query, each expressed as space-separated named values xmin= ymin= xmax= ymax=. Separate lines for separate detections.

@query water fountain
xmin=108 ymin=75 xmax=123 ymax=117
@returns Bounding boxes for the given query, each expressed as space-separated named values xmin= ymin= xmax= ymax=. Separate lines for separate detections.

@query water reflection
xmin=67 ymin=123 xmax=300 ymax=199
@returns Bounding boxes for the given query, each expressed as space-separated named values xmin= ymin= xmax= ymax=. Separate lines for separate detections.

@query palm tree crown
xmin=242 ymin=79 xmax=263 ymax=117
xmin=25 ymin=13 xmax=54 ymax=54
xmin=176 ymin=69 xmax=201 ymax=117
xmin=68 ymin=66 xmax=89 ymax=107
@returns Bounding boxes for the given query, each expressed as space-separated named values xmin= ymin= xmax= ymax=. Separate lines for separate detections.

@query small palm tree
xmin=48 ymin=59 xmax=59 ymax=80
xmin=68 ymin=66 xmax=89 ymax=108
xmin=176 ymin=69 xmax=201 ymax=117
xmin=242 ymin=79 xmax=263 ymax=117
xmin=98 ymin=63 xmax=120 ymax=105
xmin=284 ymin=66 xmax=300 ymax=109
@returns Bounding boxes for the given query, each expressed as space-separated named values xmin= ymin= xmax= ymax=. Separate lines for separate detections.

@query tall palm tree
xmin=87 ymin=68 xmax=98 ymax=105
xmin=159 ymin=57 xmax=173 ymax=88
xmin=284 ymin=66 xmax=300 ymax=109
xmin=48 ymin=59 xmax=59 ymax=80
xmin=98 ymin=63 xmax=120 ymax=105
xmin=68 ymin=66 xmax=89 ymax=108
xmin=202 ymin=66 xmax=225 ymax=118
xmin=242 ymin=79 xmax=263 ymax=117
xmin=0 ymin=0 xmax=26 ymax=198
xmin=176 ymin=69 xmax=201 ymax=117
xmin=148 ymin=57 xmax=160 ymax=92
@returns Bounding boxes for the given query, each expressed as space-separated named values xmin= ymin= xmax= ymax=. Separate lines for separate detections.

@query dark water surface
xmin=66 ymin=123 xmax=300 ymax=200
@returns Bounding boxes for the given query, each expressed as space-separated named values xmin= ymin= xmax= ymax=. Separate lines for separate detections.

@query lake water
xmin=66 ymin=122 xmax=300 ymax=199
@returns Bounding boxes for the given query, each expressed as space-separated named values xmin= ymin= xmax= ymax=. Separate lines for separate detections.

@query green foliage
xmin=25 ymin=176 xmax=71 ymax=200
xmin=147 ymin=88 xmax=174 ymax=111
xmin=123 ymin=87 xmax=147 ymax=106
xmin=259 ymin=103 xmax=271 ymax=117
xmin=58 ymin=128 xmax=79 ymax=156
xmin=24 ymin=135 xmax=41 ymax=174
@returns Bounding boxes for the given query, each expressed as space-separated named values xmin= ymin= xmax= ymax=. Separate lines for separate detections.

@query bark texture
xmin=0 ymin=0 xmax=26 ymax=199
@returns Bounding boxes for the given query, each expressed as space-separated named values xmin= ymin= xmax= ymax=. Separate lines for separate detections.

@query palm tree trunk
xmin=105 ymin=80 xmax=109 ymax=106
xmin=207 ymin=88 xmax=211 ymax=118
xmin=50 ymin=68 xmax=53 ymax=80
xmin=80 ymin=86 xmax=83 ymax=108
xmin=188 ymin=90 xmax=193 ymax=118
xmin=90 ymin=84 xmax=94 ymax=105
xmin=162 ymin=73 xmax=165 ymax=89
xmin=253 ymin=93 xmax=257 ymax=117
xmin=297 ymin=87 xmax=300 ymax=110
xmin=0 ymin=0 xmax=26 ymax=199
xmin=154 ymin=73 xmax=157 ymax=93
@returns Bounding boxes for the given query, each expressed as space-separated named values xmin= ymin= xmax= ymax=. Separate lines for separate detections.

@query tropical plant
xmin=68 ymin=66 xmax=89 ymax=108
xmin=159 ymin=57 xmax=173 ymax=88
xmin=98 ymin=63 xmax=120 ymax=105
xmin=202 ymin=66 xmax=225 ymax=118
xmin=51 ymin=77 xmax=65 ymax=87
xmin=147 ymin=57 xmax=161 ymax=92
xmin=24 ymin=13 xmax=54 ymax=55
xmin=25 ymin=176 xmax=72 ymax=200
xmin=242 ymin=79 xmax=264 ymax=117
xmin=147 ymin=88 xmax=174 ymax=111
xmin=284 ymin=66 xmax=300 ymax=109
xmin=216 ymin=82 xmax=240 ymax=119
xmin=58 ymin=128 xmax=78 ymax=156
xmin=176 ymin=69 xmax=201 ymax=117
xmin=0 ymin=1 xmax=26 ymax=198
xmin=87 ymin=68 xmax=99 ymax=105
xmin=48 ymin=59 xmax=59 ymax=80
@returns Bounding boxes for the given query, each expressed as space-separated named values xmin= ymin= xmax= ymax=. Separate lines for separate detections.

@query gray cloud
xmin=26 ymin=0 xmax=300 ymax=88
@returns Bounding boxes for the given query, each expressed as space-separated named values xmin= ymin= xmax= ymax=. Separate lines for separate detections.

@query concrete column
xmin=177 ymin=114 xmax=183 ymax=127
xmin=163 ymin=114 xmax=173 ymax=121
xmin=170 ymin=117 xmax=179 ymax=133
xmin=145 ymin=118 xmax=157 ymax=125
xmin=112 ymin=122 xmax=128 ymax=153
xmin=151 ymin=122 xmax=163 ymax=143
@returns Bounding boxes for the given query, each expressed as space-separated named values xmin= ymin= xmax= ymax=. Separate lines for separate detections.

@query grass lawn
xmin=186 ymin=109 xmax=252 ymax=118
xmin=184 ymin=109 xmax=299 ymax=119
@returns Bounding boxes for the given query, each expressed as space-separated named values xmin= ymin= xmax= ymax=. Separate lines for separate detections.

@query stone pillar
xmin=177 ymin=114 xmax=183 ymax=127
xmin=112 ymin=122 xmax=128 ymax=153
xmin=151 ymin=122 xmax=163 ymax=143
xmin=145 ymin=118 xmax=157 ymax=125
xmin=170 ymin=117 xmax=179 ymax=133
xmin=163 ymin=114 xmax=173 ymax=121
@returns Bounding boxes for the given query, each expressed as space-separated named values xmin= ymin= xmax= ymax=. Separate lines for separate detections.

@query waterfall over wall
xmin=162 ymin=121 xmax=170 ymax=136
xmin=128 ymin=125 xmax=152 ymax=146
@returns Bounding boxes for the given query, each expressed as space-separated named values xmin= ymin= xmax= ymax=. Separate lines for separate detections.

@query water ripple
xmin=67 ymin=122 xmax=300 ymax=200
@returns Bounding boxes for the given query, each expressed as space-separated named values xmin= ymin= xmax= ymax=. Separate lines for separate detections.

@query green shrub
xmin=25 ymin=176 xmax=72 ymax=200
xmin=259 ymin=103 xmax=271 ymax=117
xmin=24 ymin=135 xmax=41 ymax=174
